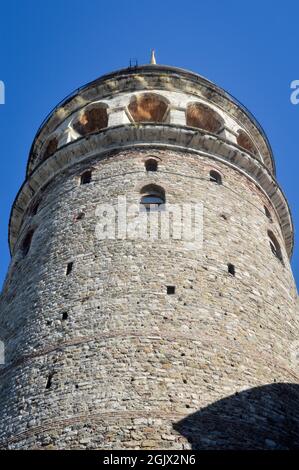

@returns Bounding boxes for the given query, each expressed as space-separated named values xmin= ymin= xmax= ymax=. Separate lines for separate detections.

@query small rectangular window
xmin=167 ymin=286 xmax=176 ymax=295
xmin=46 ymin=373 xmax=54 ymax=389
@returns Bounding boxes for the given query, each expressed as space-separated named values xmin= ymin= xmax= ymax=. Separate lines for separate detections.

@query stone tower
xmin=0 ymin=62 xmax=298 ymax=450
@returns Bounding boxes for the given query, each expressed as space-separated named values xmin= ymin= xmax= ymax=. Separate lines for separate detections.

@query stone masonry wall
xmin=0 ymin=148 xmax=298 ymax=449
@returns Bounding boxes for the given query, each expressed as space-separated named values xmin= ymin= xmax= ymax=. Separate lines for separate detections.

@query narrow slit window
xmin=268 ymin=231 xmax=284 ymax=264
xmin=22 ymin=230 xmax=34 ymax=257
xmin=264 ymin=206 xmax=272 ymax=221
xmin=228 ymin=263 xmax=235 ymax=276
xmin=80 ymin=170 xmax=92 ymax=185
xmin=31 ymin=201 xmax=40 ymax=216
xmin=46 ymin=373 xmax=54 ymax=389
xmin=167 ymin=286 xmax=176 ymax=295
xmin=66 ymin=262 xmax=73 ymax=275
xmin=210 ymin=170 xmax=222 ymax=185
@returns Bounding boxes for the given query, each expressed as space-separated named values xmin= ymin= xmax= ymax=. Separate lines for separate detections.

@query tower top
xmin=150 ymin=49 xmax=157 ymax=64
xmin=8 ymin=63 xmax=294 ymax=259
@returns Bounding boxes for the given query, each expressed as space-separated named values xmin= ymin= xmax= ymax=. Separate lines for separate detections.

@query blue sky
xmin=0 ymin=0 xmax=298 ymax=288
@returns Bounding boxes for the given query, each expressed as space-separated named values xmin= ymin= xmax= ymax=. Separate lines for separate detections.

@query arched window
xmin=237 ymin=130 xmax=258 ymax=156
xmin=268 ymin=230 xmax=284 ymax=264
xmin=22 ymin=229 xmax=34 ymax=256
xmin=80 ymin=170 xmax=92 ymax=185
xmin=145 ymin=158 xmax=158 ymax=172
xmin=140 ymin=184 xmax=165 ymax=212
xmin=43 ymin=136 xmax=58 ymax=161
xmin=73 ymin=103 xmax=108 ymax=136
xmin=209 ymin=170 xmax=222 ymax=185
xmin=186 ymin=103 xmax=223 ymax=133
xmin=128 ymin=93 xmax=168 ymax=123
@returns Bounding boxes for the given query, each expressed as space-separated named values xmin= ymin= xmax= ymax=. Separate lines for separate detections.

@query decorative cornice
xmin=26 ymin=65 xmax=275 ymax=175
xmin=9 ymin=124 xmax=293 ymax=258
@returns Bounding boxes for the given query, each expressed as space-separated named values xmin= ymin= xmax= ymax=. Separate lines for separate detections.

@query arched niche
xmin=128 ymin=93 xmax=169 ymax=123
xmin=73 ymin=103 xmax=108 ymax=136
xmin=186 ymin=102 xmax=223 ymax=133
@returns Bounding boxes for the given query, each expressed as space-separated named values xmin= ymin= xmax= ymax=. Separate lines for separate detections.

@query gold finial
xmin=150 ymin=49 xmax=157 ymax=65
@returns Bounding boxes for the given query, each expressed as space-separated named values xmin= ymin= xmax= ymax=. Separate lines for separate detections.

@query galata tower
xmin=0 ymin=56 xmax=298 ymax=450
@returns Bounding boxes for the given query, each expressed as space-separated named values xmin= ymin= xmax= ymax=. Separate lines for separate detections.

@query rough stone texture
xmin=0 ymin=65 xmax=298 ymax=449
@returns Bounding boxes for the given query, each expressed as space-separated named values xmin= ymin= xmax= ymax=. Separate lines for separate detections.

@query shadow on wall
xmin=173 ymin=383 xmax=299 ymax=450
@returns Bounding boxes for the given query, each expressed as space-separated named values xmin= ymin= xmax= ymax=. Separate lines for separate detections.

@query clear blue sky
xmin=0 ymin=0 xmax=298 ymax=288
